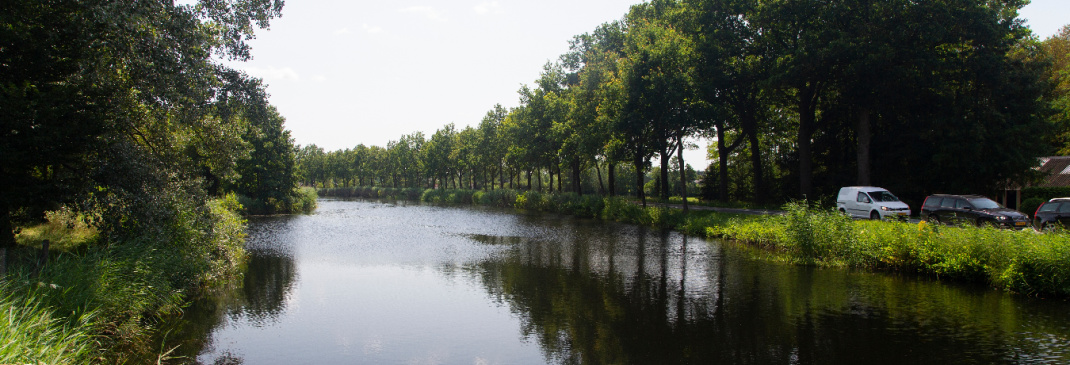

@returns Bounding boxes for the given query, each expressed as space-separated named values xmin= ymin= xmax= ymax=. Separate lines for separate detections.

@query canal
xmin=163 ymin=199 xmax=1070 ymax=364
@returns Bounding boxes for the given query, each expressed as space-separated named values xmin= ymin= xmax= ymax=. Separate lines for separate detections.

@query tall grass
xmin=5 ymin=193 xmax=249 ymax=362
xmin=715 ymin=202 xmax=1070 ymax=296
xmin=0 ymin=286 xmax=97 ymax=365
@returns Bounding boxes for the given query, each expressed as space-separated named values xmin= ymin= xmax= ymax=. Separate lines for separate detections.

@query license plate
xmin=896 ymin=212 xmax=907 ymax=216
xmin=1015 ymin=222 xmax=1027 ymax=226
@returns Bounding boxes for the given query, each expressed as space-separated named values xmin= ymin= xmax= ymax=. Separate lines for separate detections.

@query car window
xmin=940 ymin=198 xmax=956 ymax=208
xmin=868 ymin=191 xmax=900 ymax=202
xmin=955 ymin=199 xmax=971 ymax=209
xmin=969 ymin=198 xmax=1002 ymax=209
xmin=925 ymin=197 xmax=943 ymax=208
xmin=857 ymin=192 xmax=871 ymax=203
xmin=1059 ymin=203 xmax=1070 ymax=213
xmin=1039 ymin=202 xmax=1060 ymax=213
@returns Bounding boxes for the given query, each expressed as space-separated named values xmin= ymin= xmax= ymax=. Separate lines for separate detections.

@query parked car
xmin=836 ymin=186 xmax=911 ymax=220
xmin=920 ymin=194 xmax=1030 ymax=229
xmin=1032 ymin=197 xmax=1070 ymax=231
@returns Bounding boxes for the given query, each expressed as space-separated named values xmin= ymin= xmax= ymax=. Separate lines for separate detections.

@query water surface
xmin=167 ymin=199 xmax=1070 ymax=364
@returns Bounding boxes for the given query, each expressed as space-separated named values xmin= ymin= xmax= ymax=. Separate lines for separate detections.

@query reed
xmin=0 ymin=286 xmax=97 ymax=365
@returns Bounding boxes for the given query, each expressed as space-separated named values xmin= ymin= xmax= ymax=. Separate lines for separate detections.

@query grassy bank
xmin=2 ymin=194 xmax=249 ymax=363
xmin=322 ymin=187 xmax=1070 ymax=297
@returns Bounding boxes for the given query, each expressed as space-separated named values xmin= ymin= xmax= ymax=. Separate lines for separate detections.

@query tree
xmin=0 ymin=0 xmax=283 ymax=250
xmin=1045 ymin=25 xmax=1070 ymax=154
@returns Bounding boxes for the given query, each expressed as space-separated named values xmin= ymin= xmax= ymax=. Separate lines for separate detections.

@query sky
xmin=228 ymin=0 xmax=1070 ymax=169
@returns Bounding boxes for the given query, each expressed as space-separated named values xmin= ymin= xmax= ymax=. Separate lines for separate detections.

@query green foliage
xmin=421 ymin=189 xmax=476 ymax=205
xmin=781 ymin=201 xmax=858 ymax=263
xmin=472 ymin=189 xmax=519 ymax=208
xmin=1022 ymin=186 xmax=1070 ymax=201
xmin=4 ymin=195 xmax=247 ymax=362
xmin=14 ymin=207 xmax=99 ymax=251
xmin=716 ymin=202 xmax=1070 ymax=297
xmin=318 ymin=186 xmax=424 ymax=201
xmin=237 ymin=187 xmax=317 ymax=215
xmin=1020 ymin=187 xmax=1070 ymax=215
xmin=1021 ymin=197 xmax=1046 ymax=218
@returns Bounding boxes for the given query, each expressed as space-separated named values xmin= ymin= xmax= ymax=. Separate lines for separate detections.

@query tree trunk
xmin=572 ymin=157 xmax=583 ymax=195
xmin=857 ymin=109 xmax=872 ymax=186
xmin=608 ymin=162 xmax=616 ymax=197
xmin=797 ymin=84 xmax=817 ymax=199
xmin=659 ymin=149 xmax=671 ymax=201
xmin=0 ymin=209 xmax=13 ymax=276
xmin=677 ymin=132 xmax=689 ymax=212
xmin=716 ymin=121 xmax=729 ymax=201
xmin=635 ymin=152 xmax=647 ymax=207
xmin=557 ymin=166 xmax=563 ymax=193
xmin=595 ymin=161 xmax=605 ymax=195
xmin=739 ymin=110 xmax=764 ymax=205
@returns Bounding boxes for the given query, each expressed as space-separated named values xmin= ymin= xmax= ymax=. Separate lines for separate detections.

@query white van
xmin=836 ymin=186 xmax=911 ymax=220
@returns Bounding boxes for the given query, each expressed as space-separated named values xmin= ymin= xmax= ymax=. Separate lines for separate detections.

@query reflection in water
xmin=163 ymin=200 xmax=1070 ymax=365
xmin=467 ymin=219 xmax=1070 ymax=364
xmin=159 ymin=216 xmax=300 ymax=364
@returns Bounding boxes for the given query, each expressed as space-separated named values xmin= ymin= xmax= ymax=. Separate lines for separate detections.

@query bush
xmin=1021 ymin=197 xmax=1045 ymax=218
xmin=237 ymin=187 xmax=318 ymax=215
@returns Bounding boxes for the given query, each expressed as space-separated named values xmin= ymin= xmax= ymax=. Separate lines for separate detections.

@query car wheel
xmin=926 ymin=214 xmax=941 ymax=224
xmin=870 ymin=211 xmax=881 ymax=220
xmin=977 ymin=219 xmax=997 ymax=228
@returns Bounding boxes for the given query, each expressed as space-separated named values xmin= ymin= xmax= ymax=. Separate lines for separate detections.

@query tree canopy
xmin=1 ymin=0 xmax=299 ymax=248
xmin=300 ymin=0 xmax=1059 ymax=209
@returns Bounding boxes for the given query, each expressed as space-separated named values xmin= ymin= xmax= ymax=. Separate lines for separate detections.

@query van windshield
xmin=868 ymin=191 xmax=900 ymax=202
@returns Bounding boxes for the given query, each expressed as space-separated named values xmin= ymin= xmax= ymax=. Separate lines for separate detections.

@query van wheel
xmin=870 ymin=211 xmax=881 ymax=220
xmin=926 ymin=214 xmax=940 ymax=224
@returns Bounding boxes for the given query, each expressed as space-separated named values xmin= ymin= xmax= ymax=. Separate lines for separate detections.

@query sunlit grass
xmin=0 ymin=284 xmax=98 ymax=365
xmin=15 ymin=208 xmax=99 ymax=251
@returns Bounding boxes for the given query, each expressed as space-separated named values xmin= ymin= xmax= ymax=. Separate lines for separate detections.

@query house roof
xmin=1036 ymin=156 xmax=1070 ymax=187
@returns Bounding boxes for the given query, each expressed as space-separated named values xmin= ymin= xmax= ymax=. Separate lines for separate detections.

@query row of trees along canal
xmin=301 ymin=0 xmax=1070 ymax=209
xmin=1 ymin=1 xmax=304 ymax=263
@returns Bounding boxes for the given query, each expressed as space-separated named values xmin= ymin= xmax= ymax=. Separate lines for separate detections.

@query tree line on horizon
xmin=299 ymin=0 xmax=1069 ymax=207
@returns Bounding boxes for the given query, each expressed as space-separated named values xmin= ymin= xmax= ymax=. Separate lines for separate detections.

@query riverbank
xmin=321 ymin=187 xmax=1070 ymax=297
xmin=1 ymin=195 xmax=249 ymax=364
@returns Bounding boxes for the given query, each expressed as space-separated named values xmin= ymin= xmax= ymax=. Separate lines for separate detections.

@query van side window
xmin=925 ymin=197 xmax=942 ymax=207
xmin=1058 ymin=203 xmax=1070 ymax=213
xmin=955 ymin=199 xmax=971 ymax=209
xmin=857 ymin=192 xmax=871 ymax=203
xmin=940 ymin=198 xmax=955 ymax=208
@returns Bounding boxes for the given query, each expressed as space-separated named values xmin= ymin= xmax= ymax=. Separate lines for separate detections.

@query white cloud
xmin=334 ymin=27 xmax=352 ymax=35
xmin=400 ymin=6 xmax=446 ymax=22
xmin=244 ymin=66 xmax=300 ymax=82
xmin=473 ymin=1 xmax=502 ymax=15
xmin=362 ymin=23 xmax=384 ymax=34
